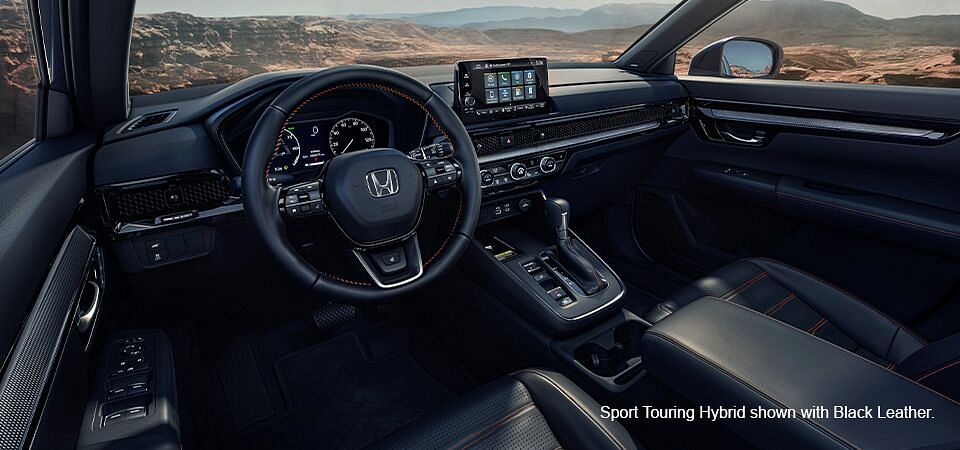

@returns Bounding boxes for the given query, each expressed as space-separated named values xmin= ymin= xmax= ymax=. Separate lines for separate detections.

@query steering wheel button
xmin=373 ymin=250 xmax=407 ymax=275
xmin=285 ymin=194 xmax=299 ymax=205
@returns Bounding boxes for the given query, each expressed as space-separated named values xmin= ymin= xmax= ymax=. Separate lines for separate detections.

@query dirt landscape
xmin=0 ymin=0 xmax=958 ymax=120
xmin=125 ymin=0 xmax=960 ymax=94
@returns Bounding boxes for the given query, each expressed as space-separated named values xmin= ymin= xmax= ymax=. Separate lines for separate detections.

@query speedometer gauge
xmin=329 ymin=117 xmax=375 ymax=154
xmin=270 ymin=128 xmax=301 ymax=173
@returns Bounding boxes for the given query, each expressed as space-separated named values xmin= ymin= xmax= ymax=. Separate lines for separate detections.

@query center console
xmin=467 ymin=194 xmax=625 ymax=334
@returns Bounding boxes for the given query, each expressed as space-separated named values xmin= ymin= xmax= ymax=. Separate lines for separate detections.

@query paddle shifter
xmin=544 ymin=198 xmax=605 ymax=295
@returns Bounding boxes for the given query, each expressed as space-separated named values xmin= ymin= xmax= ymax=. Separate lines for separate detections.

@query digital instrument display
xmin=455 ymin=57 xmax=549 ymax=123
xmin=267 ymin=114 xmax=387 ymax=184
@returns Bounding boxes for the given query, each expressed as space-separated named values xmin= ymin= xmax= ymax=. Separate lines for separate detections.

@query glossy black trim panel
xmin=702 ymin=107 xmax=948 ymax=141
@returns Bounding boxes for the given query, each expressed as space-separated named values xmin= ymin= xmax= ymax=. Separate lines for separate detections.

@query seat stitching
xmin=744 ymin=257 xmax=928 ymax=345
xmin=720 ymin=271 xmax=768 ymax=300
xmin=764 ymin=293 xmax=796 ymax=315
xmin=511 ymin=369 xmax=627 ymax=450
xmin=645 ymin=331 xmax=860 ymax=450
xmin=701 ymin=296 xmax=960 ymax=407
xmin=451 ymin=402 xmax=536 ymax=450
xmin=808 ymin=318 xmax=828 ymax=335
xmin=915 ymin=358 xmax=960 ymax=383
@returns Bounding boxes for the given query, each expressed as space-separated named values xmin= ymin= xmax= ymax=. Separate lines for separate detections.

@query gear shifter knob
xmin=544 ymin=198 xmax=570 ymax=240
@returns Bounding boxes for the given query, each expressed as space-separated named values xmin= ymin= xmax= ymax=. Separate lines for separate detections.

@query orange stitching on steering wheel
xmin=266 ymin=81 xmax=465 ymax=287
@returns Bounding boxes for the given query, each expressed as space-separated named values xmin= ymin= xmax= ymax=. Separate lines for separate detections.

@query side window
xmin=0 ymin=0 xmax=40 ymax=159
xmin=676 ymin=0 xmax=960 ymax=89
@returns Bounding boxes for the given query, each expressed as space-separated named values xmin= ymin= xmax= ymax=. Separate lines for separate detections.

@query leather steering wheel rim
xmin=241 ymin=65 xmax=481 ymax=303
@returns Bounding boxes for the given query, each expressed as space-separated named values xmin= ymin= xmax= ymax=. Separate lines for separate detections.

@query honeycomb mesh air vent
xmin=103 ymin=172 xmax=229 ymax=222
xmin=123 ymin=110 xmax=176 ymax=132
xmin=472 ymin=103 xmax=677 ymax=156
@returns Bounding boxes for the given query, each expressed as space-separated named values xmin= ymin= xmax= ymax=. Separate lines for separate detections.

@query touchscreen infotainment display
xmin=455 ymin=57 xmax=549 ymax=123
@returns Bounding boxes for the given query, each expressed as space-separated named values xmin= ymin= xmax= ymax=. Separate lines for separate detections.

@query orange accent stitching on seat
xmin=765 ymin=293 xmax=796 ymax=315
xmin=808 ymin=318 xmax=828 ymax=335
xmin=916 ymin=359 xmax=960 ymax=383
xmin=745 ymin=257 xmax=928 ymax=345
xmin=511 ymin=369 xmax=627 ymax=450
xmin=449 ymin=402 xmax=535 ymax=450
xmin=264 ymin=81 xmax=464 ymax=286
xmin=720 ymin=271 xmax=768 ymax=300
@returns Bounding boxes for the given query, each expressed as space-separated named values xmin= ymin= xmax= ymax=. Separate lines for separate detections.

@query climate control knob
xmin=539 ymin=156 xmax=557 ymax=174
xmin=510 ymin=163 xmax=527 ymax=181
xmin=480 ymin=170 xmax=494 ymax=187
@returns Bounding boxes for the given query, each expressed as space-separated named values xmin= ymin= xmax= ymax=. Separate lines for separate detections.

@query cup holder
xmin=573 ymin=320 xmax=649 ymax=382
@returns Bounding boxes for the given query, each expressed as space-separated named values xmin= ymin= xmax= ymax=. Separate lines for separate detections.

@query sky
xmin=134 ymin=0 xmax=960 ymax=19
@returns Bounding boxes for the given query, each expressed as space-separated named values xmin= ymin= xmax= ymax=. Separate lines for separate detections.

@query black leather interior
xmin=646 ymin=257 xmax=926 ymax=366
xmin=642 ymin=297 xmax=960 ymax=450
xmin=374 ymin=368 xmax=638 ymax=449
xmin=646 ymin=257 xmax=960 ymax=403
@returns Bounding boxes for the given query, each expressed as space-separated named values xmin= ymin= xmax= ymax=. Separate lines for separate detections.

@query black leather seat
xmin=645 ymin=257 xmax=960 ymax=402
xmin=373 ymin=368 xmax=638 ymax=450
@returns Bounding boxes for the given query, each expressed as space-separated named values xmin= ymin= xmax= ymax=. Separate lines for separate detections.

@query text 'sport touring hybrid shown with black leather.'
xmin=2 ymin=0 xmax=960 ymax=449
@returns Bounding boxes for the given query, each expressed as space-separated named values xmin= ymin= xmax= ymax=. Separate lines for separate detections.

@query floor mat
xmin=226 ymin=333 xmax=455 ymax=450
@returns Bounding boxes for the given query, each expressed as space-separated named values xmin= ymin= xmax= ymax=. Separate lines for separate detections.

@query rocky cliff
xmin=0 ymin=0 xmax=38 ymax=153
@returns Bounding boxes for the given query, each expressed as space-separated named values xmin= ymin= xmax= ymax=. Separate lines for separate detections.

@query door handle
xmin=720 ymin=130 xmax=764 ymax=144
xmin=76 ymin=280 xmax=101 ymax=334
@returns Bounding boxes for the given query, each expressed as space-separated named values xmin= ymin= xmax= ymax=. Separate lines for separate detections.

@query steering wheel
xmin=242 ymin=65 xmax=481 ymax=303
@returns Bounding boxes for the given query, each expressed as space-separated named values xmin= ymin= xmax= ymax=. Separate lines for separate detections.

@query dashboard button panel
xmin=480 ymin=151 xmax=566 ymax=192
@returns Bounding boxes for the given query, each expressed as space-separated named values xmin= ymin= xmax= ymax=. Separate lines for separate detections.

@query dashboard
xmin=267 ymin=113 xmax=390 ymax=184
xmin=93 ymin=63 xmax=690 ymax=249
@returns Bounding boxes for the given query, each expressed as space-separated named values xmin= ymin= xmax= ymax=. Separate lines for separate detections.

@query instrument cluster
xmin=268 ymin=113 xmax=390 ymax=184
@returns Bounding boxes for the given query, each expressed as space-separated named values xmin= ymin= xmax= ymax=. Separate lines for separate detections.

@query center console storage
xmin=549 ymin=312 xmax=651 ymax=393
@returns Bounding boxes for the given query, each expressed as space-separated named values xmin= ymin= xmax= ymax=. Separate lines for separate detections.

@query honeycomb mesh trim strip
xmin=107 ymin=176 xmax=230 ymax=222
xmin=0 ymin=227 xmax=95 ymax=449
xmin=472 ymin=103 xmax=676 ymax=156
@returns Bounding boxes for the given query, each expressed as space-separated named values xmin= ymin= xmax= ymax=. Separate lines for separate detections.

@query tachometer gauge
xmin=271 ymin=128 xmax=302 ymax=173
xmin=329 ymin=117 xmax=375 ymax=154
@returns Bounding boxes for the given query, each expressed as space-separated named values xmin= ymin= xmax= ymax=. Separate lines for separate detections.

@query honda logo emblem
xmin=365 ymin=169 xmax=400 ymax=198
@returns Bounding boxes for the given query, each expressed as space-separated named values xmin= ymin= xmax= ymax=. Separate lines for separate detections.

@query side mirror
xmin=688 ymin=37 xmax=783 ymax=79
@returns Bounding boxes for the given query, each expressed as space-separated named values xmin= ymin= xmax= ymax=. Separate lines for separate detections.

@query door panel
xmin=0 ymin=135 xmax=99 ymax=448
xmin=635 ymin=78 xmax=960 ymax=335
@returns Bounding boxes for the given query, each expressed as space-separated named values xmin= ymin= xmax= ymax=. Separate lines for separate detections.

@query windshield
xmin=129 ymin=0 xmax=682 ymax=95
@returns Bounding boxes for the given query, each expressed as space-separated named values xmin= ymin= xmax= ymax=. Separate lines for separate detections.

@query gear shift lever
xmin=544 ymin=198 xmax=605 ymax=295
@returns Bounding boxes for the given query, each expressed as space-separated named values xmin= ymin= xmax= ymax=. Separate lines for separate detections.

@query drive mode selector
xmin=539 ymin=156 xmax=557 ymax=173
xmin=510 ymin=163 xmax=527 ymax=180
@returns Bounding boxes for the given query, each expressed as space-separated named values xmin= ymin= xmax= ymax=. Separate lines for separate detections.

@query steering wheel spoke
xmin=278 ymin=179 xmax=328 ymax=219
xmin=243 ymin=66 xmax=480 ymax=302
xmin=417 ymin=159 xmax=462 ymax=192
xmin=352 ymin=233 xmax=424 ymax=288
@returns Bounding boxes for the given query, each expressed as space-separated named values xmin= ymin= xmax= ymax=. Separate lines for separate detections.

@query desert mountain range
xmin=0 ymin=0 xmax=958 ymax=111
